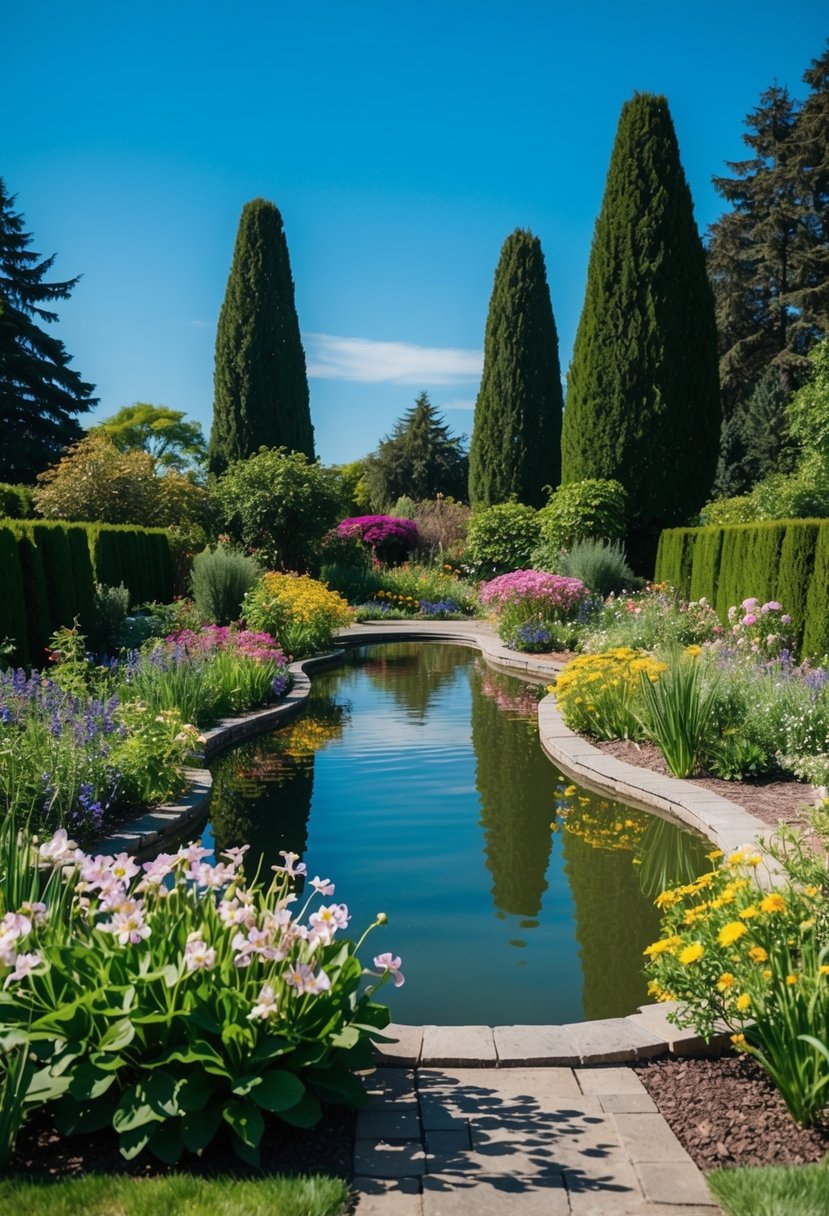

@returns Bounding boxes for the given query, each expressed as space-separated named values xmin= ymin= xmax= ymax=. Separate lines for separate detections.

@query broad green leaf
xmin=188 ymin=1008 xmax=222 ymax=1036
xmin=231 ymin=1074 xmax=262 ymax=1097
xmin=98 ymin=1018 xmax=135 ymax=1052
xmin=68 ymin=1062 xmax=116 ymax=1102
xmin=149 ymin=1044 xmax=231 ymax=1078
xmin=283 ymin=1041 xmax=327 ymax=1070
xmin=330 ymin=1026 xmax=360 ymax=1050
xmin=176 ymin=1071 xmax=213 ymax=1113
xmin=118 ymin=1123 xmax=153 ymax=1160
xmin=145 ymin=1070 xmax=180 ymax=1118
xmin=232 ymin=1132 xmax=261 ymax=1168
xmin=181 ymin=1102 xmax=223 ymax=1155
xmin=221 ymin=1098 xmax=264 ymax=1149
xmin=250 ymin=1034 xmax=293 ymax=1065
xmin=25 ymin=1065 xmax=71 ymax=1105
xmin=113 ymin=1086 xmax=164 ymax=1133
xmin=250 ymin=1070 xmax=306 ymax=1113
xmin=148 ymin=1119 xmax=184 ymax=1164
xmin=277 ymin=1090 xmax=322 ymax=1128
xmin=54 ymin=1094 xmax=115 ymax=1136
xmin=306 ymin=1065 xmax=368 ymax=1107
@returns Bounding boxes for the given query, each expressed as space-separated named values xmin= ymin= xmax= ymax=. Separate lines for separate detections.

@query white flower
xmin=4 ymin=952 xmax=43 ymax=987
xmin=184 ymin=935 xmax=217 ymax=971
xmin=248 ymin=982 xmax=278 ymax=1021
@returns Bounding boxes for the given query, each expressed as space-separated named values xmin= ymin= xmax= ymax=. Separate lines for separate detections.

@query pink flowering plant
xmin=478 ymin=570 xmax=588 ymax=652
xmin=0 ymin=831 xmax=401 ymax=1166
xmin=336 ymin=515 xmax=418 ymax=565
xmin=724 ymin=598 xmax=795 ymax=661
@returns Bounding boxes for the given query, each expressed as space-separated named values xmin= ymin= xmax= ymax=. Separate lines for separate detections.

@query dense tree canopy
xmin=361 ymin=392 xmax=467 ymax=509
xmin=561 ymin=93 xmax=720 ymax=564
xmin=707 ymin=44 xmax=829 ymax=417
xmin=468 ymin=230 xmax=563 ymax=508
xmin=0 ymin=179 xmax=96 ymax=483
xmin=92 ymin=403 xmax=207 ymax=476
xmin=209 ymin=198 xmax=313 ymax=476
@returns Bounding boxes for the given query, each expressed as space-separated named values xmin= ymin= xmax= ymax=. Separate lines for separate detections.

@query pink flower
xmin=742 ymin=598 xmax=759 ymax=610
xmin=311 ymin=876 xmax=335 ymax=896
xmin=284 ymin=963 xmax=331 ymax=995
xmin=184 ymin=935 xmax=217 ymax=971
xmin=4 ymin=952 xmax=42 ymax=987
xmin=374 ymin=952 xmax=405 ymax=987
xmin=272 ymin=851 xmax=307 ymax=878
xmin=743 ymin=613 xmax=757 ymax=626
xmin=248 ymin=982 xmax=278 ymax=1021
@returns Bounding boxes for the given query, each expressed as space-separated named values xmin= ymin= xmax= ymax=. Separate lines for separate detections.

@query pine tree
xmin=712 ymin=367 xmax=795 ymax=498
xmin=468 ymin=229 xmax=563 ymax=508
xmin=707 ymin=44 xmax=829 ymax=416
xmin=209 ymin=198 xmax=313 ymax=475
xmin=0 ymin=179 xmax=96 ymax=482
xmin=362 ymin=391 xmax=467 ymax=508
xmin=561 ymin=93 xmax=720 ymax=564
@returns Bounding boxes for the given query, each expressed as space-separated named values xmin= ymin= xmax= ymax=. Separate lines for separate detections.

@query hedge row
xmin=655 ymin=519 xmax=829 ymax=659
xmin=0 ymin=522 xmax=174 ymax=666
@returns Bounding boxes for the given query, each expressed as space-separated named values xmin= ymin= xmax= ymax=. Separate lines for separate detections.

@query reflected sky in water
xmin=206 ymin=644 xmax=710 ymax=1024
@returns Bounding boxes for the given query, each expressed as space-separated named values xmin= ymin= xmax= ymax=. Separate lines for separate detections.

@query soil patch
xmin=635 ymin=1054 xmax=829 ymax=1171
xmin=594 ymin=736 xmax=816 ymax=834
xmin=11 ymin=1104 xmax=356 ymax=1181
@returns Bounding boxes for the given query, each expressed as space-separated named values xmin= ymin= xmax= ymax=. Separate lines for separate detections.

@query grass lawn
xmin=708 ymin=1160 xmax=829 ymax=1216
xmin=0 ymin=1172 xmax=350 ymax=1216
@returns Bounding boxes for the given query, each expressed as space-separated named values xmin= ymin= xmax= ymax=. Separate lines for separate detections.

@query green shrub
xmin=537 ymin=478 xmax=627 ymax=551
xmin=697 ymin=495 xmax=758 ymax=526
xmin=190 ymin=546 xmax=261 ymax=626
xmin=89 ymin=583 xmax=130 ymax=655
xmin=750 ymin=472 xmax=829 ymax=521
xmin=556 ymin=538 xmax=636 ymax=598
xmin=0 ymin=484 xmax=34 ymax=519
xmin=464 ymin=502 xmax=540 ymax=577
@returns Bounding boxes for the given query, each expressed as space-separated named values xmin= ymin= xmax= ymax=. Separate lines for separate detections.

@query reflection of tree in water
xmin=471 ymin=664 xmax=552 ymax=918
xmin=209 ymin=698 xmax=347 ymax=879
xmin=557 ymin=788 xmax=709 ymax=1019
xmin=354 ymin=642 xmax=469 ymax=719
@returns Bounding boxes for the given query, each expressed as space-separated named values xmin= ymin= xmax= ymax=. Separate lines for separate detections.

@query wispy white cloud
xmin=304 ymin=333 xmax=482 ymax=385
xmin=441 ymin=398 xmax=477 ymax=411
xmin=188 ymin=319 xmax=210 ymax=329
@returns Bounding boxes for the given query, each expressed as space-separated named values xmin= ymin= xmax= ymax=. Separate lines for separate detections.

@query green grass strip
xmin=708 ymin=1160 xmax=829 ymax=1216
xmin=0 ymin=1172 xmax=350 ymax=1216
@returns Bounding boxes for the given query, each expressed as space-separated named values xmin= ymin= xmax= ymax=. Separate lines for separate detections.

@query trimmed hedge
xmin=656 ymin=519 xmax=829 ymax=658
xmin=0 ymin=522 xmax=174 ymax=665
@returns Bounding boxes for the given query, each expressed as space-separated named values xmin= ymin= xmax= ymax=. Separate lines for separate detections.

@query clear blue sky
xmin=3 ymin=2 xmax=826 ymax=465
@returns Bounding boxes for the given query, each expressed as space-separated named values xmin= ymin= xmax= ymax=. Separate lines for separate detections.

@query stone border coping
xmin=94 ymin=619 xmax=774 ymax=1065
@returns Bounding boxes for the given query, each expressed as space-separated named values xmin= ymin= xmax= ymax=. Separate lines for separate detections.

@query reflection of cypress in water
xmin=470 ymin=668 xmax=552 ymax=917
xmin=356 ymin=642 xmax=469 ymax=719
xmin=209 ymin=696 xmax=348 ymax=881
xmin=560 ymin=823 xmax=661 ymax=1020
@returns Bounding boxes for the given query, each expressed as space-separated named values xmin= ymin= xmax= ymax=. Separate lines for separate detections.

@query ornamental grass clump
xmin=639 ymin=648 xmax=720 ymax=778
xmin=645 ymin=827 xmax=829 ymax=1126
xmin=0 ymin=830 xmax=403 ymax=1166
xmin=243 ymin=573 xmax=353 ymax=658
xmin=552 ymin=648 xmax=665 ymax=740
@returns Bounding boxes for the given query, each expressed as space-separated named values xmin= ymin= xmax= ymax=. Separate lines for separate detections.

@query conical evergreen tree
xmin=0 ymin=179 xmax=97 ymax=482
xmin=209 ymin=198 xmax=313 ymax=475
xmin=468 ymin=229 xmax=563 ymax=508
xmin=561 ymin=94 xmax=720 ymax=567
xmin=362 ymin=391 xmax=467 ymax=508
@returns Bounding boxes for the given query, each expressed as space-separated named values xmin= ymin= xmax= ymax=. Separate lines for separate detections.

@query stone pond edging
xmin=94 ymin=619 xmax=782 ymax=1066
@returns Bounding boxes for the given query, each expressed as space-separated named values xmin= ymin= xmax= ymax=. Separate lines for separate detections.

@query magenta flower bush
xmin=479 ymin=570 xmax=588 ymax=616
xmin=337 ymin=515 xmax=418 ymax=564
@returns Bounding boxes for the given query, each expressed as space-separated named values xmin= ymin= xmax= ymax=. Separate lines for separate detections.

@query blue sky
xmin=3 ymin=2 xmax=826 ymax=466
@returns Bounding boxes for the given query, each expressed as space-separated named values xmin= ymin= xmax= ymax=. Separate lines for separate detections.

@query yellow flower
xmin=644 ymin=935 xmax=682 ymax=957
xmin=805 ymin=885 xmax=820 ymax=897
xmin=679 ymin=942 xmax=705 ymax=965
xmin=748 ymin=946 xmax=768 ymax=964
xmin=731 ymin=1033 xmax=747 ymax=1048
xmin=786 ymin=974 xmax=798 ymax=985
xmin=759 ymin=893 xmax=786 ymax=915
xmin=685 ymin=645 xmax=702 ymax=657
xmin=718 ymin=922 xmax=747 ymax=947
xmin=706 ymin=849 xmax=724 ymax=861
xmin=819 ymin=965 xmax=829 ymax=976
xmin=728 ymin=850 xmax=745 ymax=867
xmin=800 ymin=919 xmax=815 ymax=931
xmin=717 ymin=973 xmax=735 ymax=991
xmin=736 ymin=993 xmax=751 ymax=1012
xmin=563 ymin=785 xmax=577 ymax=797
xmin=739 ymin=905 xmax=758 ymax=920
xmin=762 ymin=968 xmax=772 ymax=980
xmin=746 ymin=854 xmax=763 ymax=867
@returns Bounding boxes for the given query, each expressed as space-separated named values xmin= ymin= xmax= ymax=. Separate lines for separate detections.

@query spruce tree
xmin=468 ymin=229 xmax=563 ymax=508
xmin=0 ymin=179 xmax=96 ymax=482
xmin=361 ymin=391 xmax=467 ymax=508
xmin=209 ymin=198 xmax=313 ymax=475
xmin=561 ymin=93 xmax=720 ymax=564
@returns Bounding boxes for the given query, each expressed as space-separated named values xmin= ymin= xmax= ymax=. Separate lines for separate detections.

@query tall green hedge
xmin=0 ymin=521 xmax=174 ymax=665
xmin=655 ymin=519 xmax=829 ymax=657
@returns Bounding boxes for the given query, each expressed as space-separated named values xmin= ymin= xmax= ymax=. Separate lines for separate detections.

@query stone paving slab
xmin=353 ymin=1177 xmax=423 ymax=1215
xmin=612 ymin=1112 xmax=695 ymax=1165
xmin=636 ymin=1160 xmax=717 ymax=1207
xmin=374 ymin=1025 xmax=424 ymax=1066
xmin=353 ymin=1139 xmax=426 ymax=1179
xmin=494 ymin=1024 xmax=582 ymax=1065
xmin=562 ymin=1018 xmax=668 ymax=1064
xmin=422 ymin=1174 xmax=570 ymax=1214
xmin=421 ymin=1025 xmax=496 ymax=1066
xmin=574 ymin=1066 xmax=648 ymax=1095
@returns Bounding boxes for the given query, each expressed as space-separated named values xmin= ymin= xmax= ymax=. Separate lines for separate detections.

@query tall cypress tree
xmin=561 ymin=94 xmax=720 ymax=564
xmin=468 ymin=229 xmax=563 ymax=508
xmin=209 ymin=198 xmax=314 ymax=476
xmin=0 ymin=179 xmax=97 ymax=482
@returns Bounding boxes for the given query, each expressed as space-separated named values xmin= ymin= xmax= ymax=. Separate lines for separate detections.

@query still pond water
xmin=205 ymin=643 xmax=710 ymax=1025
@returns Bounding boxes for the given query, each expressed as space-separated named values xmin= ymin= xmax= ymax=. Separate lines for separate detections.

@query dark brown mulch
xmin=635 ymin=1054 xmax=829 ymax=1171
xmin=594 ymin=736 xmax=816 ymax=834
xmin=11 ymin=1103 xmax=355 ymax=1181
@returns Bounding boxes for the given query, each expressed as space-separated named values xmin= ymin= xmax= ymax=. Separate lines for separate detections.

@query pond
xmin=204 ymin=643 xmax=710 ymax=1025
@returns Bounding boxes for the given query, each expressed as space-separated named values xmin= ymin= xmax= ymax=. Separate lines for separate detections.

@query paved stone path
xmin=352 ymin=1064 xmax=720 ymax=1215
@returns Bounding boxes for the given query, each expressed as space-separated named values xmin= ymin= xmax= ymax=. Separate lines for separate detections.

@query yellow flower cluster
xmin=552 ymin=648 xmax=666 ymax=740
xmin=556 ymin=790 xmax=647 ymax=854
xmin=376 ymin=589 xmax=420 ymax=611
xmin=253 ymin=573 xmax=353 ymax=628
